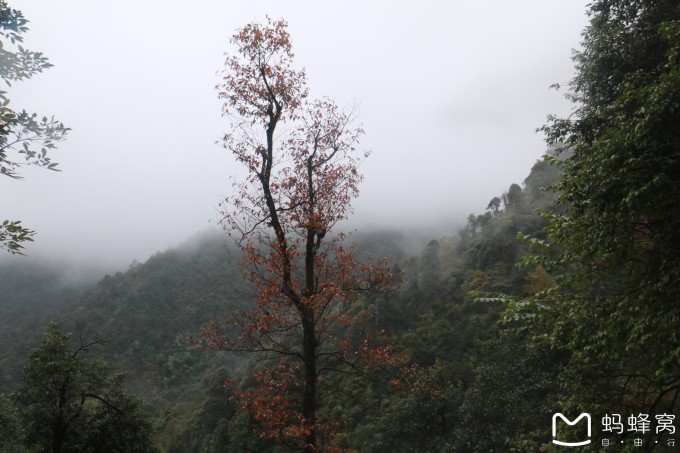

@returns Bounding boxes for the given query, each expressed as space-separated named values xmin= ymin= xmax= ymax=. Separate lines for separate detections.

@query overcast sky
xmin=4 ymin=0 xmax=589 ymax=270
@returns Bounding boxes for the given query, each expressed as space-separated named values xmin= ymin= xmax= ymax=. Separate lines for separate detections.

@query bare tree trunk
xmin=302 ymin=314 xmax=317 ymax=451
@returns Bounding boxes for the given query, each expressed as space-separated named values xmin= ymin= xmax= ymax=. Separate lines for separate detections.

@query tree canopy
xmin=509 ymin=0 xmax=680 ymax=442
xmin=4 ymin=323 xmax=157 ymax=453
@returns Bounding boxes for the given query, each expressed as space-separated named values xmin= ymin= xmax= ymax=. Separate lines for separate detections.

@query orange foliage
xmin=200 ymin=17 xmax=402 ymax=452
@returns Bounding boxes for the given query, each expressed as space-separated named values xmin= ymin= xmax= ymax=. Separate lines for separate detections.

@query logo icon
xmin=552 ymin=413 xmax=592 ymax=447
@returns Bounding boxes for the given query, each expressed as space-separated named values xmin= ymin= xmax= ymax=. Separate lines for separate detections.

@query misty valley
xmin=2 ymin=160 xmax=565 ymax=451
xmin=3 ymin=1 xmax=680 ymax=452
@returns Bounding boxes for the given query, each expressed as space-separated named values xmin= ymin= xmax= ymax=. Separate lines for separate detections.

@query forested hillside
xmin=1 ymin=157 xmax=560 ymax=451
xmin=0 ymin=259 xmax=96 ymax=392
xmin=2 ymin=1 xmax=679 ymax=452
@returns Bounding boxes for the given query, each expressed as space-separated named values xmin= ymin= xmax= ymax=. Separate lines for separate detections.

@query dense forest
xmin=2 ymin=0 xmax=680 ymax=452
xmin=0 ymin=157 xmax=559 ymax=452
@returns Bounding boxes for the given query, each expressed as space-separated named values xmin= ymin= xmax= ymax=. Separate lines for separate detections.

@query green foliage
xmin=153 ymin=367 xmax=274 ymax=453
xmin=0 ymin=107 xmax=67 ymax=178
xmin=11 ymin=323 xmax=157 ymax=453
xmin=0 ymin=0 xmax=52 ymax=84
xmin=65 ymin=232 xmax=250 ymax=408
xmin=0 ymin=258 xmax=92 ymax=394
xmin=368 ymin=361 xmax=462 ymax=453
xmin=0 ymin=0 xmax=69 ymax=254
xmin=417 ymin=239 xmax=442 ymax=299
xmin=505 ymin=0 xmax=680 ymax=446
xmin=0 ymin=154 xmax=564 ymax=451
xmin=0 ymin=393 xmax=25 ymax=453
xmin=0 ymin=232 xmax=261 ymax=450
xmin=12 ymin=1 xmax=680 ymax=449
xmin=331 ymin=158 xmax=563 ymax=450
xmin=0 ymin=0 xmax=67 ymax=178
xmin=455 ymin=334 xmax=564 ymax=452
xmin=0 ymin=219 xmax=33 ymax=255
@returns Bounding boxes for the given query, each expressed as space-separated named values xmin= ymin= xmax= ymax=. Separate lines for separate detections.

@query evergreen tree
xmin=13 ymin=323 xmax=157 ymax=453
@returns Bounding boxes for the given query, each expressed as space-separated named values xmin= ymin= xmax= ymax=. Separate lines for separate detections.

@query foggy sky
xmin=3 ymin=0 xmax=589 ymax=270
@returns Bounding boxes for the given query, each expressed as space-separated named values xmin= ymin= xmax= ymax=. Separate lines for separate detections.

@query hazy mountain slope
xmin=0 ymin=156 xmax=562 ymax=452
xmin=0 ymin=259 xmax=97 ymax=392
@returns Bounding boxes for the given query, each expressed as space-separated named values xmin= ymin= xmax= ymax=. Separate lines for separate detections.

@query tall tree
xmin=200 ymin=18 xmax=400 ymax=451
xmin=0 ymin=0 xmax=69 ymax=254
xmin=12 ymin=323 xmax=157 ymax=453
xmin=510 ymin=0 xmax=680 ymax=444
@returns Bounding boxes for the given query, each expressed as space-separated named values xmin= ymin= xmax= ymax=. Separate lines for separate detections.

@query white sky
xmin=4 ymin=0 xmax=589 ymax=270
